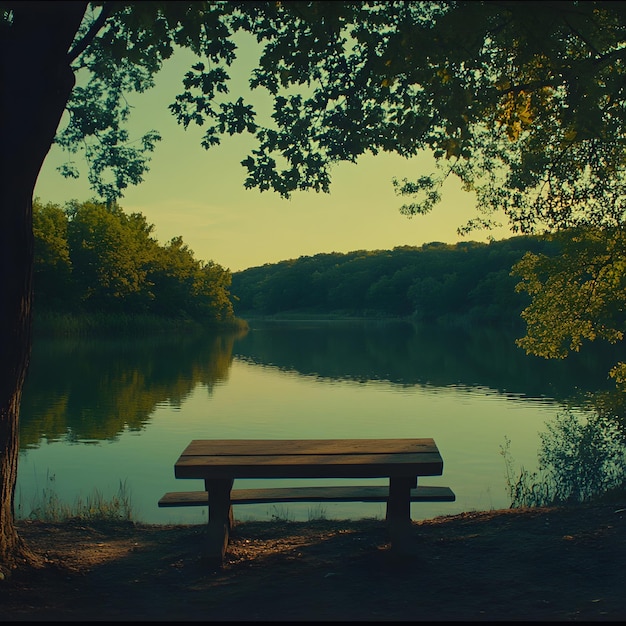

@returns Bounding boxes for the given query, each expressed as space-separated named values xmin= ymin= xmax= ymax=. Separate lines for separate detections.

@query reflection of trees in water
xmin=240 ymin=321 xmax=626 ymax=503
xmin=235 ymin=320 xmax=621 ymax=401
xmin=505 ymin=396 xmax=626 ymax=508
xmin=19 ymin=329 xmax=246 ymax=448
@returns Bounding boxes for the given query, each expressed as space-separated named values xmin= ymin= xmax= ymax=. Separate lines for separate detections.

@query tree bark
xmin=0 ymin=1 xmax=87 ymax=576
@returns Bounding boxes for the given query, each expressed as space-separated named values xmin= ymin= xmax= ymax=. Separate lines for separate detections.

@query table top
xmin=174 ymin=438 xmax=444 ymax=480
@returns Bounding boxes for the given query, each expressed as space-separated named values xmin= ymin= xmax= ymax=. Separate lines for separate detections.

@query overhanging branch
xmin=67 ymin=1 xmax=116 ymax=64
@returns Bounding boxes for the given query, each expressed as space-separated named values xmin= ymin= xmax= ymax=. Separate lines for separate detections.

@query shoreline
xmin=4 ymin=501 xmax=626 ymax=621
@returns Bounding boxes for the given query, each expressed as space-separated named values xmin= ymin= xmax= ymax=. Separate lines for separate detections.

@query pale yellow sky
xmin=35 ymin=41 xmax=512 ymax=273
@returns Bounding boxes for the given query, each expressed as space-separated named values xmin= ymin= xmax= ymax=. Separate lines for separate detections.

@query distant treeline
xmin=231 ymin=237 xmax=560 ymax=327
xmin=34 ymin=198 xmax=559 ymax=330
xmin=33 ymin=199 xmax=237 ymax=327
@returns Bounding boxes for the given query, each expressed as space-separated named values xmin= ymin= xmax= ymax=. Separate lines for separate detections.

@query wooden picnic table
xmin=166 ymin=438 xmax=453 ymax=563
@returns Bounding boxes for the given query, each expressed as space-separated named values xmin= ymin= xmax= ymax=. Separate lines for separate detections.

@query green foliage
xmin=502 ymin=411 xmax=626 ymax=508
xmin=513 ymin=228 xmax=626 ymax=382
xmin=33 ymin=198 xmax=236 ymax=325
xmin=12 ymin=0 xmax=626 ymax=382
xmin=134 ymin=1 xmax=625 ymax=238
xmin=32 ymin=200 xmax=73 ymax=308
xmin=41 ymin=2 xmax=626 ymax=228
xmin=66 ymin=200 xmax=153 ymax=309
xmin=231 ymin=236 xmax=552 ymax=325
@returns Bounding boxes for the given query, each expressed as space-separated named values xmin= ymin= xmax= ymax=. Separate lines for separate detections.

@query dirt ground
xmin=1 ymin=502 xmax=625 ymax=622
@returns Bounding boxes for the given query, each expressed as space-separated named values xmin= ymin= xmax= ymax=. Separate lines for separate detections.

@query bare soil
xmin=2 ymin=502 xmax=626 ymax=621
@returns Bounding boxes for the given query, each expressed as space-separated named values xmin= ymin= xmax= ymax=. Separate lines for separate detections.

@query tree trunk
xmin=0 ymin=1 xmax=87 ymax=577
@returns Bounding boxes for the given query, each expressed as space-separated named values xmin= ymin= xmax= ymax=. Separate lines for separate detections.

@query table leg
xmin=386 ymin=476 xmax=416 ymax=550
xmin=204 ymin=478 xmax=234 ymax=564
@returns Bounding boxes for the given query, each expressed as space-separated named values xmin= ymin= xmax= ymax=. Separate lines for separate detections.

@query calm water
xmin=16 ymin=320 xmax=613 ymax=524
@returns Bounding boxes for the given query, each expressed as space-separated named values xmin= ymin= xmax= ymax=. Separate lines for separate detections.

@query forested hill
xmin=231 ymin=236 xmax=557 ymax=327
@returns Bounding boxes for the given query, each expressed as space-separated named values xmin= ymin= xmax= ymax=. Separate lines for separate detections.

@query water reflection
xmin=234 ymin=321 xmax=626 ymax=507
xmin=19 ymin=320 xmax=626 ymax=522
xmin=20 ymin=320 xmax=622 ymax=451
xmin=235 ymin=320 xmax=620 ymax=402
xmin=20 ymin=330 xmax=245 ymax=448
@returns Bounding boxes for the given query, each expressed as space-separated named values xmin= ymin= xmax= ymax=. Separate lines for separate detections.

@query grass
xmin=268 ymin=504 xmax=295 ymax=522
xmin=501 ymin=439 xmax=555 ymax=508
xmin=17 ymin=472 xmax=133 ymax=522
xmin=18 ymin=476 xmax=329 ymax=525
xmin=265 ymin=504 xmax=330 ymax=522
xmin=307 ymin=504 xmax=328 ymax=521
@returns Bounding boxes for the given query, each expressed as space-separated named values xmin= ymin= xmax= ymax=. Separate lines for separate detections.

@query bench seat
xmin=158 ymin=485 xmax=455 ymax=507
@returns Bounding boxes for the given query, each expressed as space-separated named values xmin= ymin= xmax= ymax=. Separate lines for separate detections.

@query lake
xmin=16 ymin=319 xmax=615 ymax=525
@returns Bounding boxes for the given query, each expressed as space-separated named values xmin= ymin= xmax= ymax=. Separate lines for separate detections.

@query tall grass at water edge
xmin=17 ymin=472 xmax=133 ymax=522
xmin=501 ymin=411 xmax=626 ymax=508
xmin=16 ymin=474 xmax=333 ymax=524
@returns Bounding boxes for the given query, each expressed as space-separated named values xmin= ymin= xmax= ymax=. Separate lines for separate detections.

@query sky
xmin=34 ymin=40 xmax=513 ymax=274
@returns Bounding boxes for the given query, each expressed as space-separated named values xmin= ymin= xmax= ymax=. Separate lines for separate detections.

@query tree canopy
xmin=230 ymin=236 xmax=554 ymax=324
xmin=52 ymin=3 xmax=626 ymax=227
xmin=48 ymin=1 xmax=626 ymax=379
xmin=33 ymin=199 xmax=236 ymax=323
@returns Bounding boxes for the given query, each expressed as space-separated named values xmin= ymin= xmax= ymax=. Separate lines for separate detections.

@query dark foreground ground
xmin=1 ymin=502 xmax=625 ymax=621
